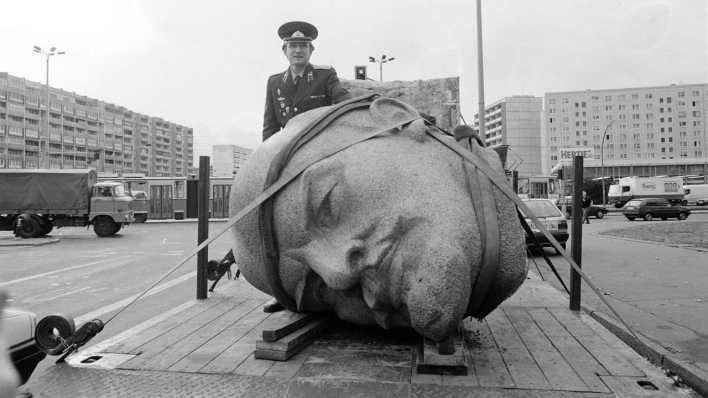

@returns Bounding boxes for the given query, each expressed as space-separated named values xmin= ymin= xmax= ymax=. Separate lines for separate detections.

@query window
xmin=605 ymin=96 xmax=612 ymax=101
xmin=645 ymin=93 xmax=653 ymax=99
xmin=667 ymin=97 xmax=672 ymax=103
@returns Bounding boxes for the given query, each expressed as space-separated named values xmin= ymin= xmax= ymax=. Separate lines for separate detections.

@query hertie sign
xmin=559 ymin=147 xmax=594 ymax=160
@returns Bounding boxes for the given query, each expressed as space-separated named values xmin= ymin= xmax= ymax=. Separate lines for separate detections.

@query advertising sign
xmin=559 ymin=147 xmax=594 ymax=160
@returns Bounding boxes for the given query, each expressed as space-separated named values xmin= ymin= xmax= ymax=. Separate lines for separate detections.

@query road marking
xmin=68 ymin=300 xmax=197 ymax=367
xmin=23 ymin=286 xmax=92 ymax=304
xmin=74 ymin=271 xmax=196 ymax=324
xmin=0 ymin=256 xmax=132 ymax=287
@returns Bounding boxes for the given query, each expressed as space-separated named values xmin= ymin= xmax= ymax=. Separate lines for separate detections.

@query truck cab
xmin=90 ymin=182 xmax=135 ymax=236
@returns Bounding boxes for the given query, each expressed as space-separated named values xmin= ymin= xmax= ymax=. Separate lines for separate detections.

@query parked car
xmin=621 ymin=198 xmax=691 ymax=221
xmin=696 ymin=198 xmax=708 ymax=206
xmin=521 ymin=199 xmax=568 ymax=251
xmin=556 ymin=197 xmax=608 ymax=219
xmin=1 ymin=306 xmax=45 ymax=384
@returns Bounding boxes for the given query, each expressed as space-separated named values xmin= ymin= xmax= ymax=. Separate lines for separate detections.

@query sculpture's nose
xmin=404 ymin=247 xmax=472 ymax=341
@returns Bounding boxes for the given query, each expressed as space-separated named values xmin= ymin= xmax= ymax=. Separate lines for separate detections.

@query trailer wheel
xmin=595 ymin=211 xmax=605 ymax=219
xmin=678 ymin=212 xmax=688 ymax=220
xmin=93 ymin=217 xmax=118 ymax=237
xmin=643 ymin=213 xmax=654 ymax=221
xmin=31 ymin=215 xmax=53 ymax=236
xmin=16 ymin=214 xmax=41 ymax=239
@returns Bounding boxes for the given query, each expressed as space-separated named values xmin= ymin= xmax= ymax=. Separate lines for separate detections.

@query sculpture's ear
xmin=369 ymin=97 xmax=419 ymax=127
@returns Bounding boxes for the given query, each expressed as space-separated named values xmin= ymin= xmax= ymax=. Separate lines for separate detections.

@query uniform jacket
xmin=262 ymin=63 xmax=350 ymax=141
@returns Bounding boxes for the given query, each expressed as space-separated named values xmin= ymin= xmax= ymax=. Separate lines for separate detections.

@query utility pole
xmin=476 ymin=0 xmax=486 ymax=141
xmin=600 ymin=119 xmax=616 ymax=206
xmin=33 ymin=46 xmax=65 ymax=169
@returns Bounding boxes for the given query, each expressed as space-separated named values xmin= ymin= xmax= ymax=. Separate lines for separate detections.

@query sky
xmin=1 ymin=0 xmax=706 ymax=163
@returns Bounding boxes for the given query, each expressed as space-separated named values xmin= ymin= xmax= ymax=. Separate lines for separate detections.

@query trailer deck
xmin=26 ymin=273 xmax=695 ymax=397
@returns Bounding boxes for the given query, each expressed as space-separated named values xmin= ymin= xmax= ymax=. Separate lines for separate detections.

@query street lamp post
xmin=600 ymin=119 xmax=616 ymax=207
xmin=33 ymin=46 xmax=65 ymax=169
xmin=368 ymin=54 xmax=395 ymax=82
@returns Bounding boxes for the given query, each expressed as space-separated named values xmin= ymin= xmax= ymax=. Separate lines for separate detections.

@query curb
xmin=583 ymin=306 xmax=708 ymax=397
xmin=144 ymin=219 xmax=229 ymax=224
xmin=0 ymin=237 xmax=60 ymax=247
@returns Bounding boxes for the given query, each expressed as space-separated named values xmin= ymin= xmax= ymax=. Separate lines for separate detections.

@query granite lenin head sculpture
xmin=231 ymin=97 xmax=527 ymax=341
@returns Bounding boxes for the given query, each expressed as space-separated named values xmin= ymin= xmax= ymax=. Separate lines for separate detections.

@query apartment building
xmin=473 ymin=96 xmax=543 ymax=178
xmin=545 ymin=83 xmax=708 ymax=178
xmin=212 ymin=144 xmax=253 ymax=177
xmin=0 ymin=72 xmax=194 ymax=177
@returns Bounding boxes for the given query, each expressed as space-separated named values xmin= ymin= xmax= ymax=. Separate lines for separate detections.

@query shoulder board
xmin=312 ymin=65 xmax=333 ymax=70
xmin=268 ymin=72 xmax=283 ymax=79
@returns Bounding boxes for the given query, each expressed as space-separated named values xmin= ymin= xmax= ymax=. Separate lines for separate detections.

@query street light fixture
xmin=600 ymin=119 xmax=616 ymax=207
xmin=33 ymin=45 xmax=66 ymax=169
xmin=368 ymin=54 xmax=396 ymax=82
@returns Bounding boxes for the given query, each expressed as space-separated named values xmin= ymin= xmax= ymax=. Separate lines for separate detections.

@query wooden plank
xmin=200 ymin=308 xmax=275 ymax=373
xmin=120 ymin=300 xmax=237 ymax=369
xmin=137 ymin=298 xmax=254 ymax=370
xmin=575 ymin=334 xmax=645 ymax=377
xmin=106 ymin=299 xmax=221 ymax=353
xmin=232 ymin=353 xmax=275 ymax=376
xmin=504 ymin=308 xmax=589 ymax=391
xmin=528 ymin=309 xmax=611 ymax=393
xmin=254 ymin=317 xmax=331 ymax=361
xmin=547 ymin=308 xmax=597 ymax=337
xmin=485 ymin=309 xmax=551 ymax=389
xmin=462 ymin=317 xmax=514 ymax=388
xmin=415 ymin=338 xmax=467 ymax=375
xmin=169 ymin=300 xmax=271 ymax=372
xmin=259 ymin=311 xmax=317 ymax=342
xmin=549 ymin=305 xmax=643 ymax=377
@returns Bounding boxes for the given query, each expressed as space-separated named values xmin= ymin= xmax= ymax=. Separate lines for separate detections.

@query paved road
xmin=531 ymin=211 xmax=708 ymax=374
xmin=0 ymin=221 xmax=236 ymax=384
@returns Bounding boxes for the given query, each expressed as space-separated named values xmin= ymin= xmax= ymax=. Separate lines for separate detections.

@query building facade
xmin=545 ymin=83 xmax=708 ymax=178
xmin=212 ymin=144 xmax=253 ymax=177
xmin=473 ymin=95 xmax=543 ymax=178
xmin=0 ymin=72 xmax=193 ymax=176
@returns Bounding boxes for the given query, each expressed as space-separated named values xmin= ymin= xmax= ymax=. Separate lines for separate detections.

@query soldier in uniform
xmin=262 ymin=21 xmax=350 ymax=141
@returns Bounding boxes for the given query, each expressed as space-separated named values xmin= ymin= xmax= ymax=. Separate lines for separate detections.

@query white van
xmin=683 ymin=184 xmax=708 ymax=205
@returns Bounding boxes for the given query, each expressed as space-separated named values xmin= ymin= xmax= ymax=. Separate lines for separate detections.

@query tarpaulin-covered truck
xmin=0 ymin=169 xmax=134 ymax=238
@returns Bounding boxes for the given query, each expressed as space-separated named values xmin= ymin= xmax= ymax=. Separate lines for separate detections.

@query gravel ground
xmin=599 ymin=220 xmax=708 ymax=250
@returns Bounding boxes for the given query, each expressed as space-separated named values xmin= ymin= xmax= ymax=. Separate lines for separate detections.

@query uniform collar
xmin=283 ymin=62 xmax=314 ymax=83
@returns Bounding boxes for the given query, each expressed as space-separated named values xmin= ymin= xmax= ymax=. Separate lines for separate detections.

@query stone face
xmin=230 ymin=97 xmax=527 ymax=342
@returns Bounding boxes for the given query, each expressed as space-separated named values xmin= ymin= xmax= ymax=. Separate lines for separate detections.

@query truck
xmin=607 ymin=176 xmax=685 ymax=208
xmin=0 ymin=169 xmax=134 ymax=238
xmin=683 ymin=184 xmax=708 ymax=205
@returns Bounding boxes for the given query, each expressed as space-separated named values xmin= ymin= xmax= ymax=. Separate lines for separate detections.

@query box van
xmin=683 ymin=184 xmax=708 ymax=205
xmin=607 ymin=176 xmax=684 ymax=208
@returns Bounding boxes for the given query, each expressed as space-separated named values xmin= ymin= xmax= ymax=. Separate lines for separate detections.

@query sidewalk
xmin=25 ymin=272 xmax=700 ymax=397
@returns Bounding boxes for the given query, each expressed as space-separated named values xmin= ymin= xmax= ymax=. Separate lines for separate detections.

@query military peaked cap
xmin=278 ymin=21 xmax=318 ymax=42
